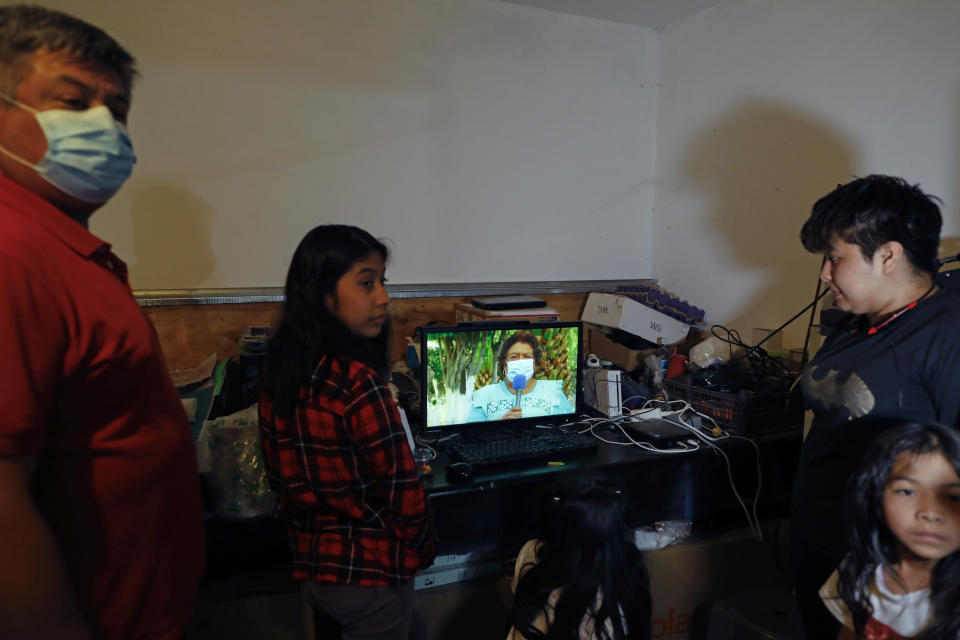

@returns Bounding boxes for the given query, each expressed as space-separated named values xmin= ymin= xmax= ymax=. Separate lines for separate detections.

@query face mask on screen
xmin=0 ymin=93 xmax=136 ymax=203
xmin=506 ymin=358 xmax=535 ymax=385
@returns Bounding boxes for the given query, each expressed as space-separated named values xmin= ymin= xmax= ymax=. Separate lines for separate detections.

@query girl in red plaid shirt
xmin=259 ymin=225 xmax=436 ymax=640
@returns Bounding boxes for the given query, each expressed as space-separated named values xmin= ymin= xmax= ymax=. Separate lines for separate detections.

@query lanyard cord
xmin=853 ymin=281 xmax=937 ymax=335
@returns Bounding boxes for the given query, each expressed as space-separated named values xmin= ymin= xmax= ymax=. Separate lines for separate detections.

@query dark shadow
xmin=683 ymin=101 xmax=855 ymax=341
xmin=129 ymin=184 xmax=217 ymax=288
xmin=430 ymin=578 xmax=511 ymax=640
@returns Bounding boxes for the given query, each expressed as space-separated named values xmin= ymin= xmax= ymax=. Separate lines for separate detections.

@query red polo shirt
xmin=0 ymin=174 xmax=204 ymax=640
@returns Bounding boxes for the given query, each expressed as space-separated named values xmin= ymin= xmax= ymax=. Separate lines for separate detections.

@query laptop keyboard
xmin=447 ymin=430 xmax=597 ymax=467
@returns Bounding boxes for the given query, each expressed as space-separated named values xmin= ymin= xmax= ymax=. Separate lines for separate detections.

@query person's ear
xmin=876 ymin=241 xmax=903 ymax=275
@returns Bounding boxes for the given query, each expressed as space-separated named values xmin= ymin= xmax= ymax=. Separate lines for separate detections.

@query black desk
xmin=421 ymin=427 xmax=802 ymax=556
xmin=199 ymin=426 xmax=801 ymax=594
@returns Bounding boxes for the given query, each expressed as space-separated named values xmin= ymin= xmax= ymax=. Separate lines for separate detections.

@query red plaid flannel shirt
xmin=259 ymin=355 xmax=436 ymax=585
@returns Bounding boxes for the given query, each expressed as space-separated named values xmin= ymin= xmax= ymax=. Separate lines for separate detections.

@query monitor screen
xmin=420 ymin=321 xmax=583 ymax=434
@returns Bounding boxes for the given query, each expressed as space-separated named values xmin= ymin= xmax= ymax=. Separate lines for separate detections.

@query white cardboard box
xmin=581 ymin=292 xmax=690 ymax=345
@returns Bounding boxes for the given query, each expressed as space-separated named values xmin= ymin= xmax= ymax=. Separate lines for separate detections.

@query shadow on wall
xmin=129 ymin=184 xmax=217 ymax=289
xmin=683 ymin=100 xmax=855 ymax=345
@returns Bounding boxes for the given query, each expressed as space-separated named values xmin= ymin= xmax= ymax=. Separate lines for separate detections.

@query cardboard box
xmin=645 ymin=528 xmax=787 ymax=639
xmin=410 ymin=526 xmax=787 ymax=640
xmin=588 ymin=328 xmax=656 ymax=372
xmin=454 ymin=303 xmax=559 ymax=324
xmin=581 ymin=292 xmax=689 ymax=345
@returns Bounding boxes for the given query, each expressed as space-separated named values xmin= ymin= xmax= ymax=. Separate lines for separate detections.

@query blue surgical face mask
xmin=0 ymin=94 xmax=136 ymax=203
xmin=506 ymin=358 xmax=535 ymax=385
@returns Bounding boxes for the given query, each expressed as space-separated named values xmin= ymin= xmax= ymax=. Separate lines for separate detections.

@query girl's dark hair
xmin=497 ymin=332 xmax=543 ymax=381
xmin=507 ymin=475 xmax=651 ymax=640
xmin=838 ymin=422 xmax=960 ymax=640
xmin=799 ymin=175 xmax=942 ymax=277
xmin=260 ymin=225 xmax=390 ymax=417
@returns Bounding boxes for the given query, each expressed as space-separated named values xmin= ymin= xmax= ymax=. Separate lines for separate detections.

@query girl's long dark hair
xmin=507 ymin=475 xmax=651 ymax=640
xmin=260 ymin=225 xmax=390 ymax=417
xmin=838 ymin=422 xmax=960 ymax=640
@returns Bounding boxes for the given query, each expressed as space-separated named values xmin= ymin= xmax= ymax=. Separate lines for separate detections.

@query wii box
xmin=581 ymin=292 xmax=690 ymax=345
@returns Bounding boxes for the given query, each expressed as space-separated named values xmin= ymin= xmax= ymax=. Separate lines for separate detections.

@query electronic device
xmin=420 ymin=321 xmax=588 ymax=465
xmin=445 ymin=430 xmax=595 ymax=468
xmin=445 ymin=461 xmax=475 ymax=483
xmin=623 ymin=417 xmax=691 ymax=447
xmin=583 ymin=368 xmax=622 ymax=417
xmin=470 ymin=295 xmax=547 ymax=310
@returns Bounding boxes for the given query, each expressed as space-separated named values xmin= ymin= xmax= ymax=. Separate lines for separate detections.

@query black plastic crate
xmin=664 ymin=380 xmax=805 ymax=435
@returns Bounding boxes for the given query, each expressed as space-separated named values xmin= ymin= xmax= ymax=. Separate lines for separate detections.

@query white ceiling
xmin=498 ymin=0 xmax=723 ymax=30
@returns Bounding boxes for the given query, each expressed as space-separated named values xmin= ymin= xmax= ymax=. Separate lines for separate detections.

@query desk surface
xmin=421 ymin=426 xmax=801 ymax=556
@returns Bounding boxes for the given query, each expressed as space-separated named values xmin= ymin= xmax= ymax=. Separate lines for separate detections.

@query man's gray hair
xmin=0 ymin=5 xmax=137 ymax=96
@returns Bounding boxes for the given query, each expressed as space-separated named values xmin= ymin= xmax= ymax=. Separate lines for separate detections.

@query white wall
xmin=655 ymin=0 xmax=960 ymax=347
xmin=41 ymin=0 xmax=659 ymax=289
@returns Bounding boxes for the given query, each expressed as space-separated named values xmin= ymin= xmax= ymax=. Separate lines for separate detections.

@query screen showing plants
xmin=424 ymin=324 xmax=580 ymax=429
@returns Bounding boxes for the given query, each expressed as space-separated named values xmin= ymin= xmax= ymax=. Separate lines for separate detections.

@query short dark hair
xmin=497 ymin=331 xmax=542 ymax=380
xmin=839 ymin=422 xmax=960 ymax=640
xmin=800 ymin=175 xmax=942 ymax=277
xmin=0 ymin=5 xmax=137 ymax=95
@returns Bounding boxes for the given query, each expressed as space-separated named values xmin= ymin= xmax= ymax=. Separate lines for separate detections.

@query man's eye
xmin=58 ymin=97 xmax=87 ymax=110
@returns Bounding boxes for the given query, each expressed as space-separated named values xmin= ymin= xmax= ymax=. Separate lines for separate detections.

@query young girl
xmin=258 ymin=225 xmax=436 ymax=640
xmin=819 ymin=422 xmax=960 ymax=640
xmin=506 ymin=475 xmax=651 ymax=640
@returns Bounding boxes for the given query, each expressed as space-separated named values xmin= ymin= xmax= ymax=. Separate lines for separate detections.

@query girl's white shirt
xmin=819 ymin=565 xmax=932 ymax=637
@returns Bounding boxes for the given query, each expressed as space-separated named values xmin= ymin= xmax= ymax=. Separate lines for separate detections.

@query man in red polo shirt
xmin=0 ymin=6 xmax=204 ymax=639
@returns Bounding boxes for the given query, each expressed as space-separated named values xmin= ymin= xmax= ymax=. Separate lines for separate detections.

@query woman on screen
xmin=466 ymin=331 xmax=573 ymax=422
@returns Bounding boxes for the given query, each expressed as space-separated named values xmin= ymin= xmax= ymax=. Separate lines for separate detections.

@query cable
xmin=679 ymin=403 xmax=763 ymax=538
xmin=576 ymin=415 xmax=700 ymax=454
xmin=752 ymin=286 xmax=831 ymax=352
xmin=937 ymin=252 xmax=960 ymax=267
xmin=660 ymin=406 xmax=764 ymax=541
xmin=711 ymin=325 xmax=794 ymax=380
xmin=412 ymin=437 xmax=438 ymax=461
xmin=799 ymin=276 xmax=825 ymax=370
xmin=702 ymin=284 xmax=831 ymax=391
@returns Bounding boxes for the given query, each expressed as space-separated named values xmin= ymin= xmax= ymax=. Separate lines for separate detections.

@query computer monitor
xmin=420 ymin=321 xmax=583 ymax=436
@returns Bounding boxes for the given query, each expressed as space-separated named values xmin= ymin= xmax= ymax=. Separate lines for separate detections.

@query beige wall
xmin=28 ymin=0 xmax=960 ymax=347
xmin=41 ymin=0 xmax=659 ymax=289
xmin=654 ymin=0 xmax=960 ymax=348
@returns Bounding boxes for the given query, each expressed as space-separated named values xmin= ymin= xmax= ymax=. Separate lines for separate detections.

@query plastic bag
xmin=200 ymin=404 xmax=276 ymax=519
xmin=689 ymin=336 xmax=742 ymax=368
xmin=634 ymin=520 xmax=693 ymax=550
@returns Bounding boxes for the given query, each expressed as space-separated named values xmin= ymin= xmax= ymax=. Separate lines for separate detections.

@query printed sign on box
xmin=581 ymin=292 xmax=689 ymax=345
